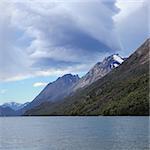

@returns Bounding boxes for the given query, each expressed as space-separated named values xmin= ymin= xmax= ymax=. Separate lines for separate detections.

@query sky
xmin=0 ymin=0 xmax=149 ymax=104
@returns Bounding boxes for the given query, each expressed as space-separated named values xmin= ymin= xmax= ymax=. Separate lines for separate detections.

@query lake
xmin=0 ymin=117 xmax=149 ymax=150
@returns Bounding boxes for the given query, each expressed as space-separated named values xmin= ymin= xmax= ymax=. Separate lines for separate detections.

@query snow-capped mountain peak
xmin=109 ymin=54 xmax=124 ymax=69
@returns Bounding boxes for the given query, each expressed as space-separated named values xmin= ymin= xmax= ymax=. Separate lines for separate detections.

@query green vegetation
xmin=62 ymin=66 xmax=149 ymax=116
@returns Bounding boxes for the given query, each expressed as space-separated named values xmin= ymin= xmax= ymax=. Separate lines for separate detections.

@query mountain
xmin=24 ymin=39 xmax=149 ymax=116
xmin=22 ymin=54 xmax=124 ymax=114
xmin=0 ymin=106 xmax=17 ymax=116
xmin=23 ymin=74 xmax=80 ymax=111
xmin=72 ymin=54 xmax=124 ymax=91
xmin=1 ymin=102 xmax=29 ymax=111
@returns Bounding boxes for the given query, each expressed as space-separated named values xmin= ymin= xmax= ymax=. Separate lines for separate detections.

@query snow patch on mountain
xmin=113 ymin=54 xmax=124 ymax=64
xmin=110 ymin=54 xmax=124 ymax=69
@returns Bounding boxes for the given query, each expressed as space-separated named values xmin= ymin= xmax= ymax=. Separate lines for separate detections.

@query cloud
xmin=114 ymin=0 xmax=149 ymax=55
xmin=33 ymin=82 xmax=48 ymax=87
xmin=0 ymin=0 xmax=120 ymax=82
xmin=0 ymin=0 xmax=148 ymax=82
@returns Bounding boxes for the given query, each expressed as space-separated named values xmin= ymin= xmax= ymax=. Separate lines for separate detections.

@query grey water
xmin=0 ymin=117 xmax=149 ymax=150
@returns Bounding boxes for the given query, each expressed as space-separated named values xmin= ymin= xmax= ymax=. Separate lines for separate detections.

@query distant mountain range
xmin=0 ymin=39 xmax=149 ymax=116
xmin=0 ymin=106 xmax=17 ymax=116
xmin=0 ymin=102 xmax=29 ymax=116
xmin=1 ymin=102 xmax=29 ymax=111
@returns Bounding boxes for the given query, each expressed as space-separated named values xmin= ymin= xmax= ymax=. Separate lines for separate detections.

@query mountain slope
xmin=25 ymin=39 xmax=149 ymax=116
xmin=24 ymin=74 xmax=79 ymax=111
xmin=72 ymin=54 xmax=124 ymax=91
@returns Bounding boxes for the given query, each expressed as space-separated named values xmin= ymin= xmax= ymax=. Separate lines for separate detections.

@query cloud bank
xmin=33 ymin=82 xmax=48 ymax=87
xmin=0 ymin=0 xmax=148 ymax=81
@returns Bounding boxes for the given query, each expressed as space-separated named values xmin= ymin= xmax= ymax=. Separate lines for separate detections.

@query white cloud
xmin=0 ymin=0 xmax=148 ymax=82
xmin=114 ymin=0 xmax=149 ymax=55
xmin=0 ymin=0 xmax=120 ymax=82
xmin=114 ymin=0 xmax=145 ymax=21
xmin=33 ymin=82 xmax=48 ymax=87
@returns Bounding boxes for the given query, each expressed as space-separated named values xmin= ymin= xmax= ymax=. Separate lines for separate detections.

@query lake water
xmin=0 ymin=117 xmax=149 ymax=150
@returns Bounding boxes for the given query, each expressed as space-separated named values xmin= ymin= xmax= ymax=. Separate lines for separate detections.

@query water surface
xmin=0 ymin=117 xmax=149 ymax=150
